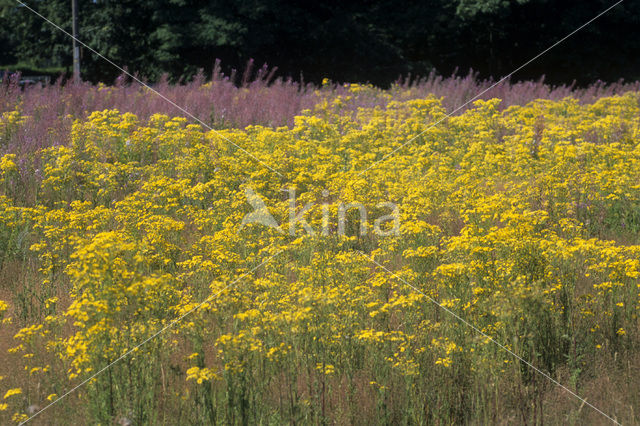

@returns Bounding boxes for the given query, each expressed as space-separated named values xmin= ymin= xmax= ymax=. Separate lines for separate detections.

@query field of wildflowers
xmin=2 ymin=64 xmax=639 ymax=156
xmin=0 ymin=76 xmax=640 ymax=424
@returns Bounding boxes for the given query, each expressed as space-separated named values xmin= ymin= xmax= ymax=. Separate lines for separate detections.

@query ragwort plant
xmin=0 ymin=88 xmax=639 ymax=423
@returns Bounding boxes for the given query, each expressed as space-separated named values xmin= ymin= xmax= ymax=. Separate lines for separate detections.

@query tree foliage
xmin=0 ymin=0 xmax=638 ymax=85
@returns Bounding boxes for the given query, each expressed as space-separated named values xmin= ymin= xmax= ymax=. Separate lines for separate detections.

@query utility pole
xmin=71 ymin=0 xmax=80 ymax=83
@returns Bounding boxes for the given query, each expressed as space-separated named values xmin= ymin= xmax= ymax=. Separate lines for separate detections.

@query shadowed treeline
xmin=1 ymin=0 xmax=639 ymax=86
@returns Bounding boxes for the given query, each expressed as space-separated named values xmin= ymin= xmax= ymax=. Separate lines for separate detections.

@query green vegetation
xmin=1 ymin=0 xmax=639 ymax=85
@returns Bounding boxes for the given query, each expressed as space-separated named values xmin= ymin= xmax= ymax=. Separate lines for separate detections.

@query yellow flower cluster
xmin=1 ymin=91 xmax=640 ymax=423
xmin=0 ymin=109 xmax=28 ymax=146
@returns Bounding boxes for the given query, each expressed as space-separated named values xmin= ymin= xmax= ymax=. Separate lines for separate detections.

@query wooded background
xmin=1 ymin=0 xmax=638 ymax=86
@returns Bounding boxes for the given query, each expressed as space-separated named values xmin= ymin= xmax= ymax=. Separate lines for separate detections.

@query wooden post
xmin=72 ymin=0 xmax=80 ymax=83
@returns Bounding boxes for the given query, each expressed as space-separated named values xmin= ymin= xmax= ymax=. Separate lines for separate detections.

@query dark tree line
xmin=1 ymin=0 xmax=638 ymax=86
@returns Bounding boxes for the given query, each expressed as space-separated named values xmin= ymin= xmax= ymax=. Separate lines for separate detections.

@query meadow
xmin=1 ymin=69 xmax=640 ymax=424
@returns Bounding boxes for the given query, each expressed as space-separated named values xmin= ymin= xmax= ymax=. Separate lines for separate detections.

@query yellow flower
xmin=316 ymin=363 xmax=335 ymax=375
xmin=435 ymin=357 xmax=453 ymax=368
xmin=3 ymin=388 xmax=22 ymax=399
xmin=0 ymin=154 xmax=18 ymax=173
xmin=12 ymin=413 xmax=29 ymax=422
